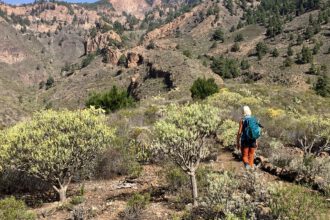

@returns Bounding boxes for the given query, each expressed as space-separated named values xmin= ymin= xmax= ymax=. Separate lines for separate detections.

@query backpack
xmin=244 ymin=116 xmax=262 ymax=141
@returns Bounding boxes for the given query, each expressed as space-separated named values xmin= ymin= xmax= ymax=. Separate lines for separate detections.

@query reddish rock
xmin=85 ymin=31 xmax=122 ymax=54
xmin=127 ymin=52 xmax=143 ymax=68
xmin=105 ymin=48 xmax=121 ymax=65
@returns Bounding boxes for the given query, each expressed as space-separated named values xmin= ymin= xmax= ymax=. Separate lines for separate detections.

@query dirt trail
xmin=34 ymin=150 xmax=288 ymax=220
xmin=213 ymin=149 xmax=279 ymax=182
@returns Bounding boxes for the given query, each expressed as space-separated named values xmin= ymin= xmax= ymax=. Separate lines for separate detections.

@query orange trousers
xmin=241 ymin=147 xmax=256 ymax=167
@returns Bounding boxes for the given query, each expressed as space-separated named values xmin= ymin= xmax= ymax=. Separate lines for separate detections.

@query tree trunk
xmin=190 ymin=172 xmax=198 ymax=207
xmin=58 ymin=186 xmax=67 ymax=202
xmin=54 ymin=185 xmax=68 ymax=202
xmin=53 ymin=177 xmax=72 ymax=202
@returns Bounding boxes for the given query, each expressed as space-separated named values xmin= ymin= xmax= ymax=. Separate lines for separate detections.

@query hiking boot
xmin=244 ymin=163 xmax=251 ymax=170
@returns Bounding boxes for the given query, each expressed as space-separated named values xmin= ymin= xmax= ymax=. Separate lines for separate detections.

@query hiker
xmin=237 ymin=106 xmax=262 ymax=169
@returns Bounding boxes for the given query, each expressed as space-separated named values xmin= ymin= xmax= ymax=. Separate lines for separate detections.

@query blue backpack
xmin=244 ymin=116 xmax=262 ymax=140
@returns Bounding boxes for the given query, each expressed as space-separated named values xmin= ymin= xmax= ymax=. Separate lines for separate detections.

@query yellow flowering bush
xmin=266 ymin=108 xmax=285 ymax=119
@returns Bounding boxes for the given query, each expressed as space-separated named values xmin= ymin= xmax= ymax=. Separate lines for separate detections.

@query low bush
xmin=234 ymin=33 xmax=244 ymax=42
xmin=269 ymin=184 xmax=329 ymax=219
xmin=0 ymin=197 xmax=36 ymax=220
xmin=163 ymin=163 xmax=212 ymax=209
xmin=164 ymin=165 xmax=189 ymax=192
xmin=128 ymin=127 xmax=153 ymax=163
xmin=190 ymin=77 xmax=219 ymax=100
xmin=86 ymin=86 xmax=135 ymax=113
xmin=183 ymin=50 xmax=192 ymax=58
xmin=203 ymin=171 xmax=270 ymax=219
xmin=70 ymin=196 xmax=85 ymax=205
xmin=96 ymin=145 xmax=142 ymax=179
xmin=217 ymin=119 xmax=237 ymax=150
xmin=231 ymin=42 xmax=240 ymax=52
xmin=240 ymin=59 xmax=250 ymax=70
xmin=118 ymin=54 xmax=128 ymax=67
xmin=122 ymin=193 xmax=150 ymax=220
xmin=81 ymin=53 xmax=95 ymax=68
xmin=272 ymin=48 xmax=279 ymax=57
xmin=213 ymin=28 xmax=225 ymax=42
xmin=45 ymin=76 xmax=55 ymax=90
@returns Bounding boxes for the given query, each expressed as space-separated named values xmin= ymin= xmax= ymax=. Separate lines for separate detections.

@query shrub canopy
xmin=0 ymin=108 xmax=115 ymax=201
xmin=86 ymin=86 xmax=135 ymax=113
xmin=190 ymin=77 xmax=219 ymax=100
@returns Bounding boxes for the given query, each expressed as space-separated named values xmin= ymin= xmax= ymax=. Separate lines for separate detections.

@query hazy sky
xmin=2 ymin=0 xmax=98 ymax=5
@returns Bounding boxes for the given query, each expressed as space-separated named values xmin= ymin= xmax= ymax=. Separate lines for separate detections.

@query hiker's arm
xmin=236 ymin=120 xmax=243 ymax=150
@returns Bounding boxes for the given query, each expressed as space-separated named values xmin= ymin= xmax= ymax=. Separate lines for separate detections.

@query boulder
xmin=127 ymin=52 xmax=143 ymax=68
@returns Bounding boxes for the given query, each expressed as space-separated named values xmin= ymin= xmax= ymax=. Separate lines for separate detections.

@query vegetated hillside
xmin=0 ymin=0 xmax=330 ymax=219
xmin=0 ymin=0 xmax=329 ymax=125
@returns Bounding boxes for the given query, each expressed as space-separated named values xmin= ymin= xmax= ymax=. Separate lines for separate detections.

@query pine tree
xmin=314 ymin=75 xmax=330 ymax=97
xmin=272 ymin=48 xmax=279 ymax=57
xmin=256 ymin=42 xmax=268 ymax=60
xmin=298 ymin=46 xmax=313 ymax=64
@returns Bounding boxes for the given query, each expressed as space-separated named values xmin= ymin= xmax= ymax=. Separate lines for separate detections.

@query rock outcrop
xmin=108 ymin=0 xmax=161 ymax=19
xmin=0 ymin=47 xmax=25 ymax=64
xmin=85 ymin=30 xmax=122 ymax=54
xmin=127 ymin=52 xmax=143 ymax=68
xmin=105 ymin=47 xmax=122 ymax=65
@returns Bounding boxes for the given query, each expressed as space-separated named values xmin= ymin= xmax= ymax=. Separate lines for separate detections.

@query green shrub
xmin=217 ymin=119 xmax=237 ymax=149
xmin=118 ymin=54 xmax=128 ymax=67
xmin=283 ymin=57 xmax=293 ymax=67
xmin=190 ymin=77 xmax=219 ymax=100
xmin=86 ymin=86 xmax=135 ymax=113
xmin=256 ymin=42 xmax=268 ymax=60
xmin=123 ymin=193 xmax=150 ymax=219
xmin=211 ymin=56 xmax=240 ymax=78
xmin=70 ymin=196 xmax=85 ymax=205
xmin=213 ymin=28 xmax=225 ymax=42
xmin=269 ymin=184 xmax=329 ymax=220
xmin=154 ymin=103 xmax=220 ymax=206
xmin=96 ymin=139 xmax=142 ymax=179
xmin=0 ymin=197 xmax=36 ymax=220
xmin=45 ymin=76 xmax=55 ymax=90
xmin=165 ymin=165 xmax=189 ymax=192
xmin=0 ymin=109 xmax=114 ymax=202
xmin=314 ymin=75 xmax=330 ymax=97
xmin=272 ymin=48 xmax=279 ymax=57
xmin=231 ymin=42 xmax=240 ymax=52
xmin=297 ymin=46 xmax=313 ymax=64
xmin=287 ymin=46 xmax=294 ymax=56
xmin=146 ymin=41 xmax=155 ymax=50
xmin=308 ymin=63 xmax=321 ymax=75
xmin=81 ymin=53 xmax=95 ymax=68
xmin=240 ymin=59 xmax=250 ymax=70
xmin=297 ymin=35 xmax=303 ymax=45
xmin=204 ymin=171 xmax=268 ymax=219
xmin=129 ymin=127 xmax=153 ymax=163
xmin=234 ymin=33 xmax=244 ymax=42
xmin=183 ymin=50 xmax=192 ymax=58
